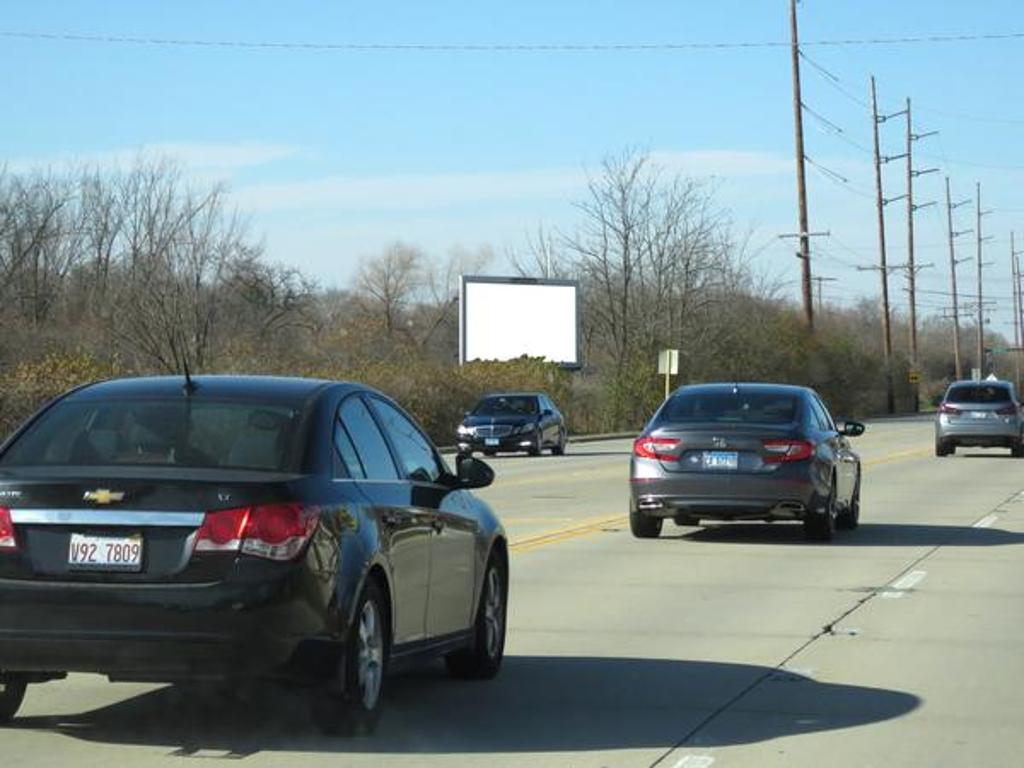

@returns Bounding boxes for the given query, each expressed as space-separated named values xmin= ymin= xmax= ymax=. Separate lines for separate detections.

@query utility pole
xmin=1014 ymin=233 xmax=1023 ymax=391
xmin=903 ymin=98 xmax=938 ymax=411
xmin=944 ymin=177 xmax=972 ymax=380
xmin=789 ymin=0 xmax=813 ymax=329
xmin=975 ymin=182 xmax=993 ymax=377
xmin=870 ymin=75 xmax=895 ymax=413
xmin=901 ymin=101 xmax=937 ymax=411
xmin=812 ymin=276 xmax=837 ymax=313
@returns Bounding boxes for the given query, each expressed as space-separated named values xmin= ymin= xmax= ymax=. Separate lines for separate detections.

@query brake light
xmin=194 ymin=503 xmax=319 ymax=561
xmin=996 ymin=405 xmax=1018 ymax=416
xmin=633 ymin=436 xmax=682 ymax=460
xmin=242 ymin=503 xmax=319 ymax=561
xmin=0 ymin=507 xmax=16 ymax=550
xmin=939 ymin=403 xmax=961 ymax=415
xmin=762 ymin=439 xmax=815 ymax=463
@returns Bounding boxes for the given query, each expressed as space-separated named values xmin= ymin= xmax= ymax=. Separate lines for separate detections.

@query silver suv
xmin=935 ymin=379 xmax=1023 ymax=457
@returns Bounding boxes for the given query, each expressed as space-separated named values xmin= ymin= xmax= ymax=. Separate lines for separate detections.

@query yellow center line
xmin=507 ymin=443 xmax=933 ymax=554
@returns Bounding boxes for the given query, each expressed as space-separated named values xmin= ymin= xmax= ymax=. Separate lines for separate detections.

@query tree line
xmin=0 ymin=152 xmax=1007 ymax=442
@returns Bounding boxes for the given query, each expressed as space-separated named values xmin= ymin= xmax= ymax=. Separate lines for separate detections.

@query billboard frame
xmin=459 ymin=275 xmax=582 ymax=369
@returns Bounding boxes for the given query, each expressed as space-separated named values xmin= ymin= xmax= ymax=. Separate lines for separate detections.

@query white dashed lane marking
xmin=882 ymin=570 xmax=928 ymax=599
xmin=672 ymin=757 xmax=715 ymax=768
xmin=974 ymin=514 xmax=999 ymax=529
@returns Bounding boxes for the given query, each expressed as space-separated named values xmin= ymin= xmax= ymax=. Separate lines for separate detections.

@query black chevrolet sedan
xmin=0 ymin=376 xmax=507 ymax=734
xmin=457 ymin=392 xmax=567 ymax=456
xmin=630 ymin=383 xmax=865 ymax=541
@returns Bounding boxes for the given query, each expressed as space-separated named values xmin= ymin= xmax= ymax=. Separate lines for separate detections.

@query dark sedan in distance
xmin=630 ymin=383 xmax=864 ymax=541
xmin=457 ymin=392 xmax=567 ymax=456
xmin=0 ymin=376 xmax=508 ymax=734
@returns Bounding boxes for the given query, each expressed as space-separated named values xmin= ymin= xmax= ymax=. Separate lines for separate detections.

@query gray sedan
xmin=935 ymin=380 xmax=1023 ymax=457
xmin=630 ymin=383 xmax=864 ymax=541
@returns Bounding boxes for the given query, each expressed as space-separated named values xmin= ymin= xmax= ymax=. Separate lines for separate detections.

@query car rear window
xmin=945 ymin=385 xmax=1012 ymax=404
xmin=654 ymin=391 xmax=801 ymax=426
xmin=0 ymin=398 xmax=301 ymax=471
xmin=472 ymin=395 xmax=538 ymax=416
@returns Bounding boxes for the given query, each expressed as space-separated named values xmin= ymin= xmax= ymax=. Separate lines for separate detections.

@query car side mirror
xmin=542 ymin=409 xmax=553 ymax=417
xmin=456 ymin=455 xmax=494 ymax=489
xmin=839 ymin=420 xmax=866 ymax=438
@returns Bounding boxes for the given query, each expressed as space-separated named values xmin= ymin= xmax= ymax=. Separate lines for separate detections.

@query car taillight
xmin=194 ymin=503 xmax=319 ymax=562
xmin=938 ymin=403 xmax=961 ymax=414
xmin=762 ymin=439 xmax=815 ymax=463
xmin=0 ymin=507 xmax=17 ymax=550
xmin=996 ymin=405 xmax=1018 ymax=416
xmin=633 ymin=436 xmax=682 ymax=460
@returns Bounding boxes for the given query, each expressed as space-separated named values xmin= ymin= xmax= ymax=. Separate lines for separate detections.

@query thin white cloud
xmin=3 ymin=141 xmax=299 ymax=175
xmin=233 ymin=149 xmax=791 ymax=214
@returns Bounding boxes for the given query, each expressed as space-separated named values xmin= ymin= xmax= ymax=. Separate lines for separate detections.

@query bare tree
xmin=353 ymin=242 xmax=423 ymax=338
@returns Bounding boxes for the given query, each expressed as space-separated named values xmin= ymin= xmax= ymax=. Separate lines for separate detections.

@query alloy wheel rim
xmin=356 ymin=600 xmax=384 ymax=710
xmin=483 ymin=566 xmax=504 ymax=659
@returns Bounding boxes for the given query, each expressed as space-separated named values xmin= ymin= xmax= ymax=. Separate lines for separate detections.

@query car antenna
xmin=182 ymin=359 xmax=197 ymax=396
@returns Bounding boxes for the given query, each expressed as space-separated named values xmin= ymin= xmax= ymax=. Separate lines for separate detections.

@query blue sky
xmin=2 ymin=1 xmax=1022 ymax=340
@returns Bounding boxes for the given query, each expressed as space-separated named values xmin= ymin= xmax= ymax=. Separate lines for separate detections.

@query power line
xmin=2 ymin=28 xmax=1024 ymax=52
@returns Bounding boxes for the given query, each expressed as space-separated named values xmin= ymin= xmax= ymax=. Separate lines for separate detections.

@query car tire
xmin=935 ymin=440 xmax=952 ymax=457
xmin=1012 ymin=440 xmax=1024 ymax=458
xmin=0 ymin=673 xmax=28 ymax=725
xmin=804 ymin=486 xmax=836 ymax=542
xmin=446 ymin=553 xmax=507 ymax=680
xmin=483 ymin=448 xmax=497 ymax=457
xmin=528 ymin=434 xmax=542 ymax=456
xmin=836 ymin=475 xmax=860 ymax=530
xmin=630 ymin=508 xmax=663 ymax=539
xmin=551 ymin=430 xmax=567 ymax=456
xmin=313 ymin=579 xmax=389 ymax=736
xmin=673 ymin=514 xmax=699 ymax=526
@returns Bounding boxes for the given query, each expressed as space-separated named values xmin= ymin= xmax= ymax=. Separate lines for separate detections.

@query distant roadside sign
xmin=658 ymin=349 xmax=679 ymax=375
xmin=908 ymin=370 xmax=921 ymax=385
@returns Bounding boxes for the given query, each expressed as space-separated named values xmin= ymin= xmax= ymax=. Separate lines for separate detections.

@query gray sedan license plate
xmin=68 ymin=533 xmax=144 ymax=572
xmin=703 ymin=451 xmax=739 ymax=470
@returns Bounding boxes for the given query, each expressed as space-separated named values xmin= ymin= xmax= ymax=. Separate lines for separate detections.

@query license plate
xmin=970 ymin=411 xmax=989 ymax=420
xmin=703 ymin=451 xmax=739 ymax=470
xmin=485 ymin=438 xmax=500 ymax=446
xmin=68 ymin=533 xmax=143 ymax=571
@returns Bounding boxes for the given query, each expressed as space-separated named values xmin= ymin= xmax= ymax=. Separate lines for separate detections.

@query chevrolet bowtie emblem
xmin=83 ymin=489 xmax=126 ymax=505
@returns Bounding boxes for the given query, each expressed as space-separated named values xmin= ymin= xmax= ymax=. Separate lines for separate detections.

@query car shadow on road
xmin=954 ymin=453 xmax=1017 ymax=460
xmin=675 ymin=522 xmax=1024 ymax=547
xmin=9 ymin=656 xmax=919 ymax=756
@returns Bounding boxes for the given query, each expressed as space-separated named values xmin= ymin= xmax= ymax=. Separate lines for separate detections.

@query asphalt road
xmin=8 ymin=417 xmax=1024 ymax=767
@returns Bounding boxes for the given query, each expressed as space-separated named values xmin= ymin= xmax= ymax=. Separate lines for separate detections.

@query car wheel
xmin=836 ymin=475 xmax=860 ymax=530
xmin=0 ymin=673 xmax=28 ymax=725
xmin=630 ymin=508 xmax=663 ymax=539
xmin=483 ymin=449 xmax=497 ymax=457
xmin=804 ymin=486 xmax=836 ymax=542
xmin=551 ymin=430 xmax=566 ymax=456
xmin=528 ymin=434 xmax=542 ymax=456
xmin=935 ymin=439 xmax=951 ymax=457
xmin=446 ymin=553 xmax=507 ymax=680
xmin=313 ymin=579 xmax=388 ymax=736
xmin=1012 ymin=440 xmax=1024 ymax=458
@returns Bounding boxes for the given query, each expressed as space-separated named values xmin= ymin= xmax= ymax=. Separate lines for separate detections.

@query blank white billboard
xmin=460 ymin=276 xmax=580 ymax=366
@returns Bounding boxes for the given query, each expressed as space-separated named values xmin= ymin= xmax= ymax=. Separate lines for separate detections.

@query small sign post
xmin=658 ymin=349 xmax=680 ymax=400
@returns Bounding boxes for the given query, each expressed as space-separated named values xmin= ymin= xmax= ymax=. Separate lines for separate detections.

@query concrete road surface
xmin=7 ymin=417 xmax=1024 ymax=767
